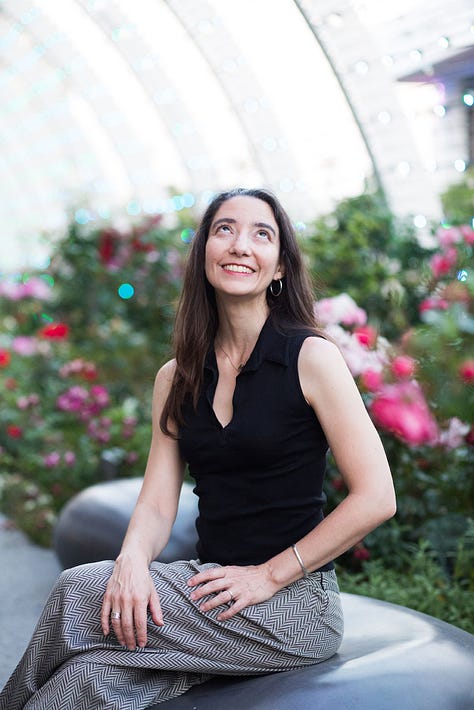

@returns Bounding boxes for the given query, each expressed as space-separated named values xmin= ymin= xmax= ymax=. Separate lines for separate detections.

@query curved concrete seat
xmin=54 ymin=478 xmax=474 ymax=710
xmin=155 ymin=593 xmax=474 ymax=709
xmin=54 ymin=478 xmax=198 ymax=568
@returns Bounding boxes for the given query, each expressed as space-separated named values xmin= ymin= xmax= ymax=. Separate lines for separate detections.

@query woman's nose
xmin=229 ymin=231 xmax=251 ymax=255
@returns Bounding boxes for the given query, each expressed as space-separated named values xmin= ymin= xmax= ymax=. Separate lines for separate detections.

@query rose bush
xmin=0 ymin=210 xmax=191 ymax=544
xmin=316 ymin=218 xmax=472 ymax=578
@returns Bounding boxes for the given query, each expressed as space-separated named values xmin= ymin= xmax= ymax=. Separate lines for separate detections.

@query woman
xmin=0 ymin=188 xmax=396 ymax=709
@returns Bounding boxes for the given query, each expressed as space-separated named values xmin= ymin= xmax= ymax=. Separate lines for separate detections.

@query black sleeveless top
xmin=178 ymin=316 xmax=334 ymax=571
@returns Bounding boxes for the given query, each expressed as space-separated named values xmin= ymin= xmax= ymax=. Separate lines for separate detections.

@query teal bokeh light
xmin=180 ymin=228 xmax=195 ymax=243
xmin=118 ymin=283 xmax=135 ymax=299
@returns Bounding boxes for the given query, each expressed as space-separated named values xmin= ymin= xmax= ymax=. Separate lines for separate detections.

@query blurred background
xmin=1 ymin=0 xmax=473 ymax=268
xmin=0 ymin=0 xmax=472 ymax=631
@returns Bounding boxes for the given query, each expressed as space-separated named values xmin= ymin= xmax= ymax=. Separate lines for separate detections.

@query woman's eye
xmin=218 ymin=224 xmax=231 ymax=233
xmin=256 ymin=230 xmax=270 ymax=240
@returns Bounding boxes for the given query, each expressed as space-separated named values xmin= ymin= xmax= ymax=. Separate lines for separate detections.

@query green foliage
xmin=47 ymin=213 xmax=191 ymax=400
xmin=302 ymin=191 xmax=432 ymax=338
xmin=0 ymin=210 xmax=192 ymax=545
xmin=407 ymin=299 xmax=474 ymax=424
xmin=337 ymin=534 xmax=474 ymax=634
xmin=440 ymin=167 xmax=474 ymax=225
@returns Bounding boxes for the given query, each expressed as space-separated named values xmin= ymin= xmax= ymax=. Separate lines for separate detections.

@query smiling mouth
xmin=221 ymin=264 xmax=254 ymax=274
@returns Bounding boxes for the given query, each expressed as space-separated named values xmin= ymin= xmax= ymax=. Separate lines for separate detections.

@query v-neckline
xmin=207 ymin=317 xmax=270 ymax=429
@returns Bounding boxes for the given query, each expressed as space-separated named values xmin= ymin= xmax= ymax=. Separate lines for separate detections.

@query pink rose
xmin=12 ymin=336 xmax=39 ymax=356
xmin=360 ymin=369 xmax=383 ymax=391
xmin=419 ymin=297 xmax=449 ymax=313
xmin=64 ymin=451 xmax=76 ymax=466
xmin=354 ymin=325 xmax=377 ymax=348
xmin=315 ymin=294 xmax=367 ymax=327
xmin=429 ymin=248 xmax=457 ymax=279
xmin=439 ymin=418 xmax=470 ymax=449
xmin=459 ymin=225 xmax=474 ymax=245
xmin=90 ymin=385 xmax=110 ymax=408
xmin=435 ymin=226 xmax=462 ymax=247
xmin=44 ymin=452 xmax=61 ymax=468
xmin=370 ymin=381 xmax=438 ymax=446
xmin=390 ymin=355 xmax=416 ymax=379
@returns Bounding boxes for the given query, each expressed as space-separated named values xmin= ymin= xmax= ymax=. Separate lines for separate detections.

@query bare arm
xmin=266 ymin=336 xmax=396 ymax=587
xmin=101 ymin=360 xmax=185 ymax=648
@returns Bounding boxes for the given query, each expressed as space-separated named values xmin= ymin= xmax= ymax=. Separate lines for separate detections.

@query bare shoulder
xmin=155 ymin=358 xmax=177 ymax=385
xmin=299 ymin=335 xmax=347 ymax=374
xmin=153 ymin=359 xmax=177 ymax=402
xmin=298 ymin=335 xmax=358 ymax=410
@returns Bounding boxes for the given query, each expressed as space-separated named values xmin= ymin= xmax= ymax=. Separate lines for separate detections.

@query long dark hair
xmin=160 ymin=187 xmax=319 ymax=436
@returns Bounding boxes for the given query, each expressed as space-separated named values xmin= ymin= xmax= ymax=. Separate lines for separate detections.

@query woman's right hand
xmin=101 ymin=553 xmax=163 ymax=650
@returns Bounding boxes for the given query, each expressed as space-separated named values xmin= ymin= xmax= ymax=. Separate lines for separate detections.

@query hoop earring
xmin=269 ymin=278 xmax=283 ymax=297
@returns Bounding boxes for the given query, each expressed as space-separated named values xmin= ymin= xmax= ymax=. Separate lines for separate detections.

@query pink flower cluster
xmin=59 ymin=358 xmax=98 ymax=381
xmin=43 ymin=450 xmax=76 ymax=468
xmin=316 ymin=293 xmax=471 ymax=449
xmin=436 ymin=224 xmax=474 ymax=247
xmin=427 ymin=224 xmax=474 ymax=281
xmin=88 ymin=416 xmax=112 ymax=443
xmin=17 ymin=393 xmax=40 ymax=410
xmin=316 ymin=293 xmax=367 ymax=327
xmin=0 ymin=277 xmax=52 ymax=301
xmin=56 ymin=384 xmax=110 ymax=421
xmin=122 ymin=416 xmax=137 ymax=439
xmin=11 ymin=336 xmax=40 ymax=357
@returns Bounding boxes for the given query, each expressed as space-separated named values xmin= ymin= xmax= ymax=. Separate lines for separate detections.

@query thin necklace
xmin=217 ymin=341 xmax=247 ymax=372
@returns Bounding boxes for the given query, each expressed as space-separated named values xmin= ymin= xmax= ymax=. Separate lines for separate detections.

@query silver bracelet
xmin=291 ymin=544 xmax=309 ymax=578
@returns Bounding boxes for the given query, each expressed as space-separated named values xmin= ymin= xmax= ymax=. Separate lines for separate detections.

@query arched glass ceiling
xmin=0 ymin=0 xmax=472 ymax=270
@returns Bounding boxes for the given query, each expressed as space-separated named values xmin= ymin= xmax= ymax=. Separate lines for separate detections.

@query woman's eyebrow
xmin=211 ymin=218 xmax=276 ymax=237
xmin=254 ymin=222 xmax=276 ymax=236
xmin=211 ymin=217 xmax=236 ymax=229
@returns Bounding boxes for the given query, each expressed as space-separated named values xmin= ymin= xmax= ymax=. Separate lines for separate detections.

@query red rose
xmin=331 ymin=475 xmax=345 ymax=492
xmin=6 ymin=425 xmax=22 ymax=438
xmin=459 ymin=359 xmax=474 ymax=383
xmin=39 ymin=323 xmax=69 ymax=339
xmin=466 ymin=425 xmax=474 ymax=446
xmin=0 ymin=349 xmax=11 ymax=367
xmin=354 ymin=545 xmax=370 ymax=561
xmin=98 ymin=229 xmax=118 ymax=265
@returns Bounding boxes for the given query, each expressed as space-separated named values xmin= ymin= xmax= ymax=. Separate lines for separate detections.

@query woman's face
xmin=204 ymin=196 xmax=284 ymax=303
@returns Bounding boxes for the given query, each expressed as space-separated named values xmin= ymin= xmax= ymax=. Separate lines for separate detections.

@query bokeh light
xmin=180 ymin=228 xmax=195 ymax=244
xmin=118 ymin=283 xmax=135 ymax=299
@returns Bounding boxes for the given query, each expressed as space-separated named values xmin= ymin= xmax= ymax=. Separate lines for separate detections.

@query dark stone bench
xmin=54 ymin=479 xmax=474 ymax=709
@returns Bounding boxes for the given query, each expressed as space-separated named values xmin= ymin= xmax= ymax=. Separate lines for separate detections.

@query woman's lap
xmin=1 ymin=560 xmax=343 ymax=710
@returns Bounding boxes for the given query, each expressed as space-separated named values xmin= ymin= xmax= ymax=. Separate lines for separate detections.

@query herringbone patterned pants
xmin=0 ymin=560 xmax=343 ymax=709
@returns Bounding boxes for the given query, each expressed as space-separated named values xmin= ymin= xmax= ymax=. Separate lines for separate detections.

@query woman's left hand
xmin=187 ymin=564 xmax=279 ymax=621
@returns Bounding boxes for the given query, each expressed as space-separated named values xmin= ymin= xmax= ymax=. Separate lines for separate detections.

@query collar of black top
xmin=205 ymin=316 xmax=290 ymax=373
